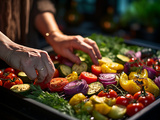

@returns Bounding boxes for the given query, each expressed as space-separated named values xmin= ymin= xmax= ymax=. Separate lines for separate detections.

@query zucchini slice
xmin=115 ymin=54 xmax=130 ymax=64
xmin=87 ymin=82 xmax=104 ymax=95
xmin=58 ymin=64 xmax=72 ymax=77
xmin=10 ymin=84 xmax=31 ymax=95
xmin=72 ymin=62 xmax=88 ymax=75
xmin=18 ymin=71 xmax=33 ymax=83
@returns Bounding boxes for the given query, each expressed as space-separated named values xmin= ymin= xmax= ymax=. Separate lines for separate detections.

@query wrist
xmin=45 ymin=30 xmax=64 ymax=46
xmin=45 ymin=29 xmax=63 ymax=38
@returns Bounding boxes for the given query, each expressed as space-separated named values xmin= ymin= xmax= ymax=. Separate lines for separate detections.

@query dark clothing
xmin=0 ymin=0 xmax=56 ymax=48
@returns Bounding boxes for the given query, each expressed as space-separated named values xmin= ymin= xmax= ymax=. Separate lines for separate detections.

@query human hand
xmin=0 ymin=32 xmax=55 ymax=83
xmin=46 ymin=32 xmax=102 ymax=65
xmin=6 ymin=46 xmax=55 ymax=83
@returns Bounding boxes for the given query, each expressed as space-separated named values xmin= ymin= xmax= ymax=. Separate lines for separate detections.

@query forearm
xmin=34 ymin=12 xmax=101 ymax=65
xmin=0 ymin=31 xmax=19 ymax=61
xmin=34 ymin=12 xmax=62 ymax=37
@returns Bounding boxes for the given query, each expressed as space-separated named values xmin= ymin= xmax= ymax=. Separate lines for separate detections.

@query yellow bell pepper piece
xmin=98 ymin=57 xmax=113 ymax=66
xmin=89 ymin=95 xmax=106 ymax=104
xmin=120 ymin=72 xmax=141 ymax=95
xmin=145 ymin=78 xmax=160 ymax=97
xmin=101 ymin=64 xmax=117 ymax=73
xmin=104 ymin=97 xmax=116 ymax=106
xmin=69 ymin=93 xmax=87 ymax=106
xmin=120 ymin=70 xmax=160 ymax=97
xmin=129 ymin=69 xmax=148 ymax=80
xmin=66 ymin=71 xmax=78 ymax=82
xmin=104 ymin=62 xmax=124 ymax=71
xmin=94 ymin=103 xmax=111 ymax=115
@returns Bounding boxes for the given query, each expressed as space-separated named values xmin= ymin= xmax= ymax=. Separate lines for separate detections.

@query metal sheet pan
xmin=1 ymin=39 xmax=160 ymax=120
xmin=0 ymin=86 xmax=78 ymax=120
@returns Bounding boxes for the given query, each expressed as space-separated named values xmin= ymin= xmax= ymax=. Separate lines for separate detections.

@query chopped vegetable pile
xmin=1 ymin=34 xmax=160 ymax=120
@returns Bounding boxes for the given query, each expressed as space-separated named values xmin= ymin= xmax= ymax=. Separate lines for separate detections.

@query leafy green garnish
xmin=75 ymin=33 xmax=144 ymax=66
xmin=25 ymin=84 xmax=90 ymax=119
xmin=25 ymin=84 xmax=74 ymax=116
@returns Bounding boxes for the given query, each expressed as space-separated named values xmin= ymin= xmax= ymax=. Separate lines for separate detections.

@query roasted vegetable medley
xmin=1 ymin=34 xmax=160 ymax=120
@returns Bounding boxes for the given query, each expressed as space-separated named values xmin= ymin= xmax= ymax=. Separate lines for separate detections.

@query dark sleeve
xmin=31 ymin=0 xmax=56 ymax=17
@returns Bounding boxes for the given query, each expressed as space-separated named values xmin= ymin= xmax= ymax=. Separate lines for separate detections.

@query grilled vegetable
xmin=10 ymin=84 xmax=31 ymax=95
xmin=65 ymin=71 xmax=78 ymax=82
xmin=48 ymin=78 xmax=69 ymax=92
xmin=115 ymin=54 xmax=130 ymax=65
xmin=87 ymin=82 xmax=104 ymax=95
xmin=18 ymin=71 xmax=32 ymax=83
xmin=107 ymin=105 xmax=126 ymax=119
xmin=69 ymin=93 xmax=87 ymax=106
xmin=64 ymin=79 xmax=88 ymax=96
xmin=72 ymin=62 xmax=88 ymax=75
xmin=79 ymin=72 xmax=97 ymax=84
xmin=58 ymin=64 xmax=72 ymax=77
xmin=98 ymin=73 xmax=118 ymax=87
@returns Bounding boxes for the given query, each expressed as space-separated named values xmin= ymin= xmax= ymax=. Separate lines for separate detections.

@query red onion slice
xmin=99 ymin=73 xmax=116 ymax=82
xmin=101 ymin=80 xmax=117 ymax=88
xmin=64 ymin=79 xmax=87 ymax=96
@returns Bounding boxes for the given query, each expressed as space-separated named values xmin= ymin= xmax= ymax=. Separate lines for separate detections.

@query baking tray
xmin=1 ymin=39 xmax=160 ymax=120
xmin=1 ymin=85 xmax=160 ymax=120
xmin=0 ymin=86 xmax=78 ymax=120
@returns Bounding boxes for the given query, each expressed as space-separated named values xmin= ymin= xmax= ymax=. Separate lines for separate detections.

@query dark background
xmin=39 ymin=0 xmax=160 ymax=49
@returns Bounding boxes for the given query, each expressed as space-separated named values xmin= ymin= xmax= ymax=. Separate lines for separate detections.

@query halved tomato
xmin=91 ymin=65 xmax=102 ymax=76
xmin=48 ymin=78 xmax=69 ymax=92
xmin=79 ymin=72 xmax=97 ymax=84
xmin=33 ymin=80 xmax=48 ymax=90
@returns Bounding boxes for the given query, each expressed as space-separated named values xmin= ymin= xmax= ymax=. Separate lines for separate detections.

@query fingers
xmin=84 ymin=38 xmax=102 ymax=59
xmin=20 ymin=50 xmax=55 ymax=83
xmin=22 ymin=65 xmax=38 ymax=81
xmin=80 ymin=42 xmax=99 ymax=65
xmin=71 ymin=36 xmax=102 ymax=65
xmin=36 ymin=61 xmax=48 ymax=83
xmin=62 ymin=49 xmax=81 ymax=64
xmin=40 ymin=52 xmax=55 ymax=83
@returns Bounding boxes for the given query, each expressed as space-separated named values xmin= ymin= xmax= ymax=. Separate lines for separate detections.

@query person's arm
xmin=34 ymin=12 xmax=102 ymax=65
xmin=0 ymin=31 xmax=55 ymax=83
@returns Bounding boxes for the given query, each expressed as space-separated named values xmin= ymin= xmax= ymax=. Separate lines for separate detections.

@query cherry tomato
xmin=0 ymin=70 xmax=3 ymax=78
xmin=48 ymin=78 xmax=69 ymax=92
xmin=126 ymin=102 xmax=144 ymax=116
xmin=133 ymin=91 xmax=155 ymax=107
xmin=155 ymin=65 xmax=160 ymax=76
xmin=98 ymin=89 xmax=118 ymax=98
xmin=4 ymin=67 xmax=15 ymax=74
xmin=129 ymin=58 xmax=138 ymax=67
xmin=0 ymin=79 xmax=2 ymax=86
xmin=91 ymin=65 xmax=102 ymax=76
xmin=53 ymin=69 xmax=59 ymax=78
xmin=50 ymin=54 xmax=62 ymax=62
xmin=2 ymin=72 xmax=17 ymax=83
xmin=79 ymin=72 xmax=97 ymax=84
xmin=116 ymin=94 xmax=134 ymax=106
xmin=146 ymin=58 xmax=155 ymax=66
xmin=154 ymin=59 xmax=160 ymax=65
xmin=3 ymin=77 xmax=23 ymax=89
xmin=33 ymin=80 xmax=49 ymax=90
xmin=129 ymin=58 xmax=142 ymax=67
